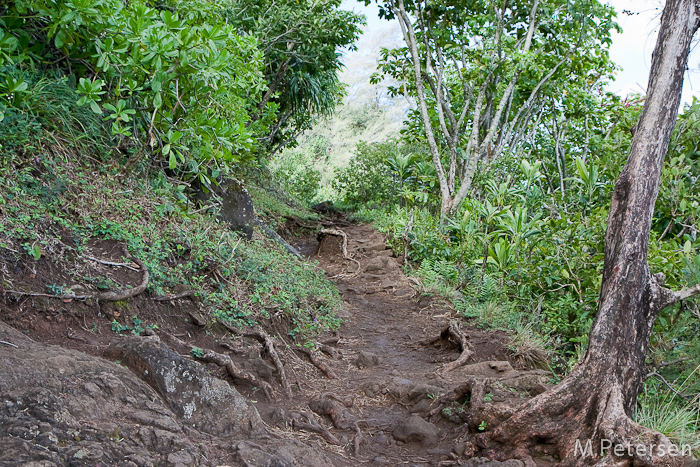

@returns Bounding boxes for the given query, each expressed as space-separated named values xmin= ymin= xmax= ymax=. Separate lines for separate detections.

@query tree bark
xmin=474 ymin=1 xmax=700 ymax=465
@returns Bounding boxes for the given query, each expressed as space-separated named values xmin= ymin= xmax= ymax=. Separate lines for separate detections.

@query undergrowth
xmin=0 ymin=76 xmax=340 ymax=342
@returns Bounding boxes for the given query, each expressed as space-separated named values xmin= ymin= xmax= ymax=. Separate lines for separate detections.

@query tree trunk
xmin=472 ymin=1 xmax=700 ymax=465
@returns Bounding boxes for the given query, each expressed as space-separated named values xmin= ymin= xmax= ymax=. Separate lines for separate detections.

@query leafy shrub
xmin=270 ymin=149 xmax=322 ymax=203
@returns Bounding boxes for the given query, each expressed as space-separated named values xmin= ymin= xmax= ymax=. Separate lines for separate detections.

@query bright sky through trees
xmin=340 ymin=0 xmax=700 ymax=105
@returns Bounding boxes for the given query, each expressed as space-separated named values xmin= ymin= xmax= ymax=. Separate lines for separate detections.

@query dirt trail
xmin=0 ymin=220 xmax=554 ymax=466
xmin=278 ymin=221 xmax=552 ymax=466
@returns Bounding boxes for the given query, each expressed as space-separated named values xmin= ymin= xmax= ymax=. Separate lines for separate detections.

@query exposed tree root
xmin=319 ymin=332 xmax=340 ymax=345
xmin=219 ymin=321 xmax=293 ymax=398
xmin=319 ymin=228 xmax=362 ymax=277
xmin=473 ymin=370 xmax=689 ymax=467
xmin=5 ymin=250 xmax=149 ymax=302
xmin=353 ymin=421 xmax=367 ymax=457
xmin=295 ymin=346 xmax=337 ymax=379
xmin=309 ymin=396 xmax=351 ymax=429
xmin=318 ymin=343 xmax=339 ymax=359
xmin=428 ymin=378 xmax=485 ymax=418
xmin=164 ymin=332 xmax=274 ymax=400
xmin=291 ymin=411 xmax=342 ymax=445
xmin=438 ymin=322 xmax=473 ymax=372
xmin=84 ymin=254 xmax=140 ymax=271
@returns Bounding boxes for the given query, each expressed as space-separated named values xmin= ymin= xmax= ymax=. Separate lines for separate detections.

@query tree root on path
xmin=428 ymin=377 xmax=489 ymax=419
xmin=319 ymin=228 xmax=362 ymax=277
xmin=164 ymin=332 xmax=274 ymax=400
xmin=291 ymin=411 xmax=342 ymax=445
xmin=295 ymin=346 xmax=337 ymax=379
xmin=438 ymin=322 xmax=473 ymax=373
xmin=353 ymin=421 xmax=368 ymax=457
xmin=472 ymin=370 xmax=690 ymax=466
xmin=219 ymin=321 xmax=293 ymax=398
xmin=318 ymin=343 xmax=339 ymax=359
xmin=5 ymin=248 xmax=149 ymax=302
xmin=309 ymin=395 xmax=351 ymax=429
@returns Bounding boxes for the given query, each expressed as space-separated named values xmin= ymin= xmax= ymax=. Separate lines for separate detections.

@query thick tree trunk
xmin=472 ymin=1 xmax=700 ymax=465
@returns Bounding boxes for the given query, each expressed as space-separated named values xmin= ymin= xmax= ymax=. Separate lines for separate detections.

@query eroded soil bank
xmin=0 ymin=219 xmax=555 ymax=466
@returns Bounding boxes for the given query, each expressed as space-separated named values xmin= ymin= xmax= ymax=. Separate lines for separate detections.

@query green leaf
xmin=683 ymin=240 xmax=692 ymax=255
xmin=169 ymin=152 xmax=177 ymax=169
xmin=89 ymin=100 xmax=102 ymax=114
xmin=153 ymin=92 xmax=162 ymax=109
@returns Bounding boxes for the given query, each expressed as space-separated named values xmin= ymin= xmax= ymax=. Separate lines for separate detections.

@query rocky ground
xmin=0 ymin=219 xmax=557 ymax=466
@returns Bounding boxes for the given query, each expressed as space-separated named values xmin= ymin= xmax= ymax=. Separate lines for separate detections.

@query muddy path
xmin=274 ymin=221 xmax=554 ymax=466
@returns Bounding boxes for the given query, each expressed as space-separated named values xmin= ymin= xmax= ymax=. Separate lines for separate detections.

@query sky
xmin=339 ymin=0 xmax=700 ymax=107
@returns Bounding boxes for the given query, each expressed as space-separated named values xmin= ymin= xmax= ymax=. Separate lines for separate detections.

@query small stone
xmin=392 ymin=415 xmax=438 ymax=446
xmin=453 ymin=441 xmax=467 ymax=456
xmin=355 ymin=351 xmax=380 ymax=369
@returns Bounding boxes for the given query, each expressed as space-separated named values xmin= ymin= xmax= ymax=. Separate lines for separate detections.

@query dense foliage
xmin=0 ymin=0 xmax=362 ymax=185
xmin=368 ymin=0 xmax=618 ymax=214
xmin=331 ymin=90 xmax=700 ymax=441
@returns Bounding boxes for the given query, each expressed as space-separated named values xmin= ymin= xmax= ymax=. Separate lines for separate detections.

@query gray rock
xmin=392 ymin=415 xmax=439 ymax=446
xmin=355 ymin=351 xmax=380 ymax=368
xmin=193 ymin=177 xmax=255 ymax=240
xmin=105 ymin=336 xmax=264 ymax=437
xmin=0 ymin=322 xmax=188 ymax=466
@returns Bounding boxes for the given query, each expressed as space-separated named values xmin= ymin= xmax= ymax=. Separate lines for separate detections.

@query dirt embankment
xmin=0 ymin=219 xmax=555 ymax=466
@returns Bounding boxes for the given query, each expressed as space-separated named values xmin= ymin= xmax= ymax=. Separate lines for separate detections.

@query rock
xmin=374 ymin=431 xmax=389 ymax=445
xmin=528 ymin=382 xmax=552 ymax=396
xmin=364 ymin=256 xmax=389 ymax=272
xmin=407 ymin=382 xmax=445 ymax=402
xmin=355 ymin=351 xmax=380 ymax=368
xmin=105 ymin=336 xmax=264 ymax=437
xmin=362 ymin=382 xmax=381 ymax=398
xmin=193 ymin=177 xmax=255 ymax=240
xmin=0 ymin=321 xmax=346 ymax=467
xmin=461 ymin=458 xmax=524 ymax=467
xmin=166 ymin=450 xmax=195 ymax=467
xmin=409 ymin=398 xmax=433 ymax=414
xmin=373 ymin=456 xmax=392 ymax=465
xmin=392 ymin=415 xmax=439 ymax=446
xmin=269 ymin=407 xmax=288 ymax=427
xmin=235 ymin=439 xmax=339 ymax=467
xmin=453 ymin=441 xmax=468 ymax=456
xmin=0 ymin=322 xmax=191 ymax=466
xmin=455 ymin=361 xmax=518 ymax=378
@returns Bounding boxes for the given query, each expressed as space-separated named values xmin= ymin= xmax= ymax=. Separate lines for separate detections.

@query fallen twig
xmin=0 ymin=340 xmax=18 ymax=348
xmin=646 ymin=371 xmax=692 ymax=400
xmin=84 ymin=255 xmax=139 ymax=271
xmin=353 ymin=422 xmax=363 ymax=457
xmin=402 ymin=207 xmax=414 ymax=263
